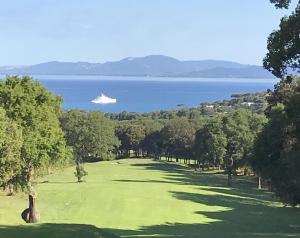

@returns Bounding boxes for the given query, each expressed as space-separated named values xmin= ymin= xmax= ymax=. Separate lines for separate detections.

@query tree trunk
xmin=21 ymin=194 xmax=39 ymax=223
xmin=8 ymin=184 xmax=14 ymax=196
xmin=227 ymin=171 xmax=232 ymax=186
xmin=227 ymin=157 xmax=233 ymax=186
xmin=29 ymin=194 xmax=39 ymax=223
xmin=258 ymin=176 xmax=262 ymax=190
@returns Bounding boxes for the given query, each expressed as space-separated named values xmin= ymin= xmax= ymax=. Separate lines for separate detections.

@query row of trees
xmin=250 ymin=0 xmax=300 ymax=206
xmin=105 ymin=91 xmax=268 ymax=121
xmin=253 ymin=77 xmax=300 ymax=206
xmin=114 ymin=109 xmax=266 ymax=185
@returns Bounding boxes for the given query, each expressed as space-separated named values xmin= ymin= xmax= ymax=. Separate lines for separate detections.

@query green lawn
xmin=0 ymin=159 xmax=299 ymax=238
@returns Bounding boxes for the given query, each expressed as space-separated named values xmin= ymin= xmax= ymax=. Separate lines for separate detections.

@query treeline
xmin=114 ymin=109 xmax=266 ymax=178
xmin=252 ymin=77 xmax=300 ymax=206
xmin=105 ymin=91 xmax=268 ymax=121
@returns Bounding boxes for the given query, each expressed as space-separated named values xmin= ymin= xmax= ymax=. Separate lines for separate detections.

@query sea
xmin=0 ymin=75 xmax=278 ymax=113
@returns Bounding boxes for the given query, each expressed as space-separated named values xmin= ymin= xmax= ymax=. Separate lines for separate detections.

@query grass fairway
xmin=0 ymin=159 xmax=299 ymax=238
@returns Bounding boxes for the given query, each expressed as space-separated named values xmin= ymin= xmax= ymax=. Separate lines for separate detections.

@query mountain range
xmin=0 ymin=55 xmax=274 ymax=78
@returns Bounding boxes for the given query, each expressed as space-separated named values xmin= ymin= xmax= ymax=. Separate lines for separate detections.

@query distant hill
xmin=0 ymin=55 xmax=274 ymax=78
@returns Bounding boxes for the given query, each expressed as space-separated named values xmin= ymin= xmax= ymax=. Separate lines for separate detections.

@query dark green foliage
xmin=116 ymin=122 xmax=146 ymax=157
xmin=270 ymin=0 xmax=292 ymax=9
xmin=193 ymin=117 xmax=227 ymax=168
xmin=264 ymin=1 xmax=300 ymax=77
xmin=60 ymin=110 xmax=120 ymax=162
xmin=252 ymin=0 xmax=300 ymax=206
xmin=253 ymin=77 xmax=300 ymax=206
xmin=160 ymin=118 xmax=195 ymax=159
xmin=193 ymin=109 xmax=266 ymax=174
xmin=141 ymin=131 xmax=163 ymax=159
xmin=222 ymin=109 xmax=266 ymax=170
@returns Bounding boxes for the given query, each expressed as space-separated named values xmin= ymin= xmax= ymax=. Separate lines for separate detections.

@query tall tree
xmin=251 ymin=0 xmax=300 ymax=206
xmin=0 ymin=76 xmax=70 ymax=185
xmin=115 ymin=121 xmax=146 ymax=157
xmin=60 ymin=110 xmax=120 ymax=162
xmin=160 ymin=118 xmax=195 ymax=161
xmin=194 ymin=117 xmax=227 ymax=169
xmin=253 ymin=77 xmax=300 ymax=205
xmin=264 ymin=1 xmax=300 ymax=77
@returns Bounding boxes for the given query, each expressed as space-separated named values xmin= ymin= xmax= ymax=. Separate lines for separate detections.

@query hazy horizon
xmin=0 ymin=55 xmax=266 ymax=67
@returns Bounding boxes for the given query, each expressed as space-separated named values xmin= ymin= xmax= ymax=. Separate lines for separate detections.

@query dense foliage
xmin=251 ymin=0 xmax=300 ymax=206
xmin=60 ymin=110 xmax=120 ymax=162
xmin=264 ymin=1 xmax=300 ymax=77
xmin=0 ymin=76 xmax=70 ymax=191
xmin=253 ymin=77 xmax=300 ymax=205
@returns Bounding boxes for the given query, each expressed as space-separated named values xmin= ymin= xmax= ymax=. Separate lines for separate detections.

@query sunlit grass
xmin=0 ymin=159 xmax=299 ymax=238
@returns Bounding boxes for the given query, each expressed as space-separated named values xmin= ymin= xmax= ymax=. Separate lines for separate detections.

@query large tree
xmin=60 ymin=110 xmax=120 ymax=162
xmin=253 ymin=77 xmax=300 ymax=205
xmin=264 ymin=1 xmax=300 ymax=77
xmin=194 ymin=117 xmax=227 ymax=170
xmin=0 ymin=76 xmax=70 ymax=185
xmin=160 ymin=118 xmax=195 ymax=161
xmin=115 ymin=121 xmax=146 ymax=157
xmin=252 ymin=0 xmax=300 ymax=206
xmin=223 ymin=109 xmax=266 ymax=170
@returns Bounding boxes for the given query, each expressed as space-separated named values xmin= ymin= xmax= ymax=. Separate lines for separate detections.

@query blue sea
xmin=0 ymin=75 xmax=278 ymax=112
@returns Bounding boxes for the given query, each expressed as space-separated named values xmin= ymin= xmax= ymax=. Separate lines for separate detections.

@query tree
xmin=264 ymin=1 xmax=300 ymax=77
xmin=142 ymin=131 xmax=163 ymax=159
xmin=253 ymin=77 xmax=300 ymax=205
xmin=115 ymin=121 xmax=146 ymax=157
xmin=222 ymin=109 xmax=266 ymax=185
xmin=193 ymin=117 xmax=227 ymax=170
xmin=270 ymin=0 xmax=292 ymax=9
xmin=251 ymin=0 xmax=300 ymax=206
xmin=60 ymin=110 xmax=120 ymax=162
xmin=140 ymin=120 xmax=163 ymax=157
xmin=0 ymin=76 xmax=70 ymax=186
xmin=160 ymin=118 xmax=195 ymax=162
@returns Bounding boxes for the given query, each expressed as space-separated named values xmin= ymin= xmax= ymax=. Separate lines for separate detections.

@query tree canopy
xmin=0 ymin=76 xmax=70 ymax=186
xmin=251 ymin=0 xmax=300 ymax=206
xmin=60 ymin=110 xmax=120 ymax=162
xmin=253 ymin=77 xmax=300 ymax=205
xmin=270 ymin=0 xmax=292 ymax=9
xmin=264 ymin=1 xmax=300 ymax=77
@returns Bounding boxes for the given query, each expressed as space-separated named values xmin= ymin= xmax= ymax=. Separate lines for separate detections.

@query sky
xmin=0 ymin=0 xmax=296 ymax=66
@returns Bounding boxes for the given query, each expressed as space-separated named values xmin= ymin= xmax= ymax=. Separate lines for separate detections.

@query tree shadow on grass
xmin=0 ymin=223 xmax=119 ymax=238
xmin=107 ymin=190 xmax=300 ymax=238
xmin=39 ymin=181 xmax=77 ymax=184
xmin=107 ymin=160 xmax=300 ymax=238
xmin=129 ymin=161 xmax=275 ymax=202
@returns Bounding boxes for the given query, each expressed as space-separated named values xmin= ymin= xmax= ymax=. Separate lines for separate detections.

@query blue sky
xmin=0 ymin=0 xmax=296 ymax=65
